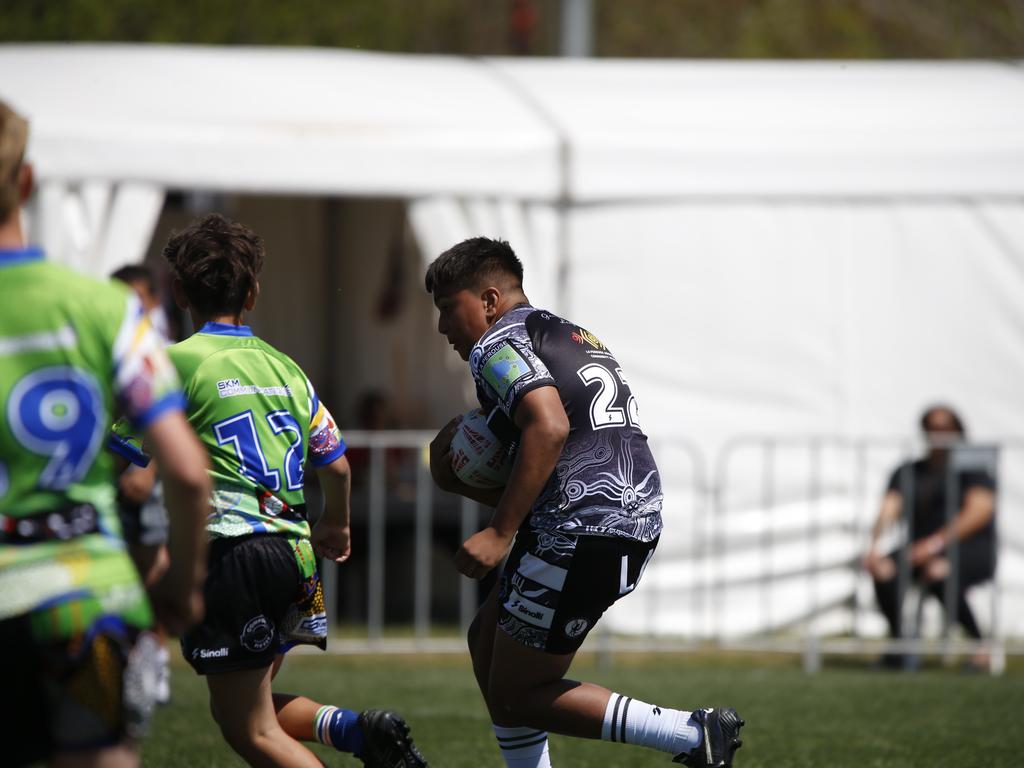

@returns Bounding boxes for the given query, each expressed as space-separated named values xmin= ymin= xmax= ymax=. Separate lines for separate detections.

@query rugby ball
xmin=450 ymin=409 xmax=512 ymax=489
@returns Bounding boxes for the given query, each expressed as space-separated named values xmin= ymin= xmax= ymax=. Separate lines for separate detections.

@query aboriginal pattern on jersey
xmin=470 ymin=305 xmax=663 ymax=543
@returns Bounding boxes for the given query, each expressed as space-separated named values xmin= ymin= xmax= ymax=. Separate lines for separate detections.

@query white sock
xmin=493 ymin=724 xmax=552 ymax=767
xmin=155 ymin=643 xmax=171 ymax=704
xmin=601 ymin=693 xmax=701 ymax=756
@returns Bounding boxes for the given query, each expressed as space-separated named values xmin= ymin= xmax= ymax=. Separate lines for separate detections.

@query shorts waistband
xmin=0 ymin=503 xmax=101 ymax=544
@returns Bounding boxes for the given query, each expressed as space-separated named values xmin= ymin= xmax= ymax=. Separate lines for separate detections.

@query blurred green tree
xmin=1 ymin=0 xmax=1021 ymax=58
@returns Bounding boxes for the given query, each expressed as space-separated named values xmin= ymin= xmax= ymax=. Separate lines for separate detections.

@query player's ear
xmin=170 ymin=278 xmax=189 ymax=310
xmin=482 ymin=286 xmax=501 ymax=320
xmin=17 ymin=162 xmax=33 ymax=204
xmin=244 ymin=281 xmax=259 ymax=311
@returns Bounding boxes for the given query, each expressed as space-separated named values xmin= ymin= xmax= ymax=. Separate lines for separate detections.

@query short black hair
xmin=111 ymin=264 xmax=156 ymax=295
xmin=920 ymin=404 xmax=966 ymax=438
xmin=162 ymin=213 xmax=264 ymax=317
xmin=424 ymin=237 xmax=524 ymax=296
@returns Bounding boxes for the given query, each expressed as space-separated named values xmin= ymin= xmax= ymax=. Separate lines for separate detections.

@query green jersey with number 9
xmin=0 ymin=247 xmax=185 ymax=634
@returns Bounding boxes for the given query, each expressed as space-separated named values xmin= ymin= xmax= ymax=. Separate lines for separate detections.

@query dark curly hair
xmin=162 ymin=214 xmax=264 ymax=317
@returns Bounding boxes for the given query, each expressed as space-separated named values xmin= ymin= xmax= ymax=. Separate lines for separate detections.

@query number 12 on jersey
xmin=213 ymin=409 xmax=304 ymax=493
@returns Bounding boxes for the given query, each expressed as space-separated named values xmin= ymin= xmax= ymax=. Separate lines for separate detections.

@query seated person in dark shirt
xmin=862 ymin=405 xmax=996 ymax=665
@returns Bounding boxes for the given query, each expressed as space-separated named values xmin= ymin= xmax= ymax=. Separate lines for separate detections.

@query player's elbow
xmin=430 ymin=463 xmax=458 ymax=493
xmin=320 ymin=453 xmax=351 ymax=484
xmin=531 ymin=411 xmax=569 ymax=452
xmin=165 ymin=452 xmax=212 ymax=501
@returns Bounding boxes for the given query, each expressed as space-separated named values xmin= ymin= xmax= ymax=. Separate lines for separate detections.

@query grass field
xmin=145 ymin=650 xmax=1024 ymax=767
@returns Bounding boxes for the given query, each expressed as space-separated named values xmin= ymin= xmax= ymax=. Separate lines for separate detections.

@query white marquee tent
xmin=3 ymin=44 xmax=1024 ymax=642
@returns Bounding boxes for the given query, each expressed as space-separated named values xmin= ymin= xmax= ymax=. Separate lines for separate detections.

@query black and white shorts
xmin=181 ymin=534 xmax=326 ymax=675
xmin=498 ymin=531 xmax=658 ymax=654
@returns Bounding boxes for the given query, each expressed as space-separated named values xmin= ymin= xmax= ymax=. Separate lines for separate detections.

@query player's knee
xmin=467 ymin=614 xmax=482 ymax=655
xmin=211 ymin=706 xmax=254 ymax=752
xmin=218 ymin=720 xmax=267 ymax=759
xmin=209 ymin=697 xmax=221 ymax=727
xmin=872 ymin=556 xmax=897 ymax=582
xmin=923 ymin=557 xmax=951 ymax=583
xmin=216 ymin=720 xmax=247 ymax=755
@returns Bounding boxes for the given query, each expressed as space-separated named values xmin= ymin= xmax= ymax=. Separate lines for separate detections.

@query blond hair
xmin=0 ymin=100 xmax=29 ymax=222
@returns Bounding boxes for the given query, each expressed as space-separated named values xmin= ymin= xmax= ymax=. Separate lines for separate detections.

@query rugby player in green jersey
xmin=161 ymin=213 xmax=428 ymax=768
xmin=0 ymin=100 xmax=212 ymax=768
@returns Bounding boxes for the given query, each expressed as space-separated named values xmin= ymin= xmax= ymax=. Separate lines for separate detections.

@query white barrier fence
xmin=317 ymin=431 xmax=1024 ymax=672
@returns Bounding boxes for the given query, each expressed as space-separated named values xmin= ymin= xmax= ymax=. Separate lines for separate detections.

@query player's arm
xmin=454 ymin=386 xmax=569 ymax=579
xmin=313 ymin=454 xmax=352 ymax=563
xmin=110 ymin=293 xmax=210 ymax=634
xmin=428 ymin=416 xmax=505 ymax=507
xmin=144 ymin=411 xmax=211 ymax=635
xmin=306 ymin=392 xmax=352 ymax=563
xmin=862 ymin=490 xmax=902 ymax=572
xmin=119 ymin=462 xmax=158 ymax=504
xmin=909 ymin=485 xmax=995 ymax=566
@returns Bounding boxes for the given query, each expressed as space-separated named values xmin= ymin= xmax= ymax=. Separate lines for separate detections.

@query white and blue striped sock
xmin=493 ymin=724 xmax=552 ymax=767
xmin=601 ymin=693 xmax=701 ymax=756
xmin=314 ymin=705 xmax=364 ymax=755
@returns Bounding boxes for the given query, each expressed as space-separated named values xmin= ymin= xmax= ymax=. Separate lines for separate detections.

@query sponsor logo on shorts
xmin=511 ymin=599 xmax=545 ymax=622
xmin=193 ymin=646 xmax=230 ymax=659
xmin=240 ymin=615 xmax=275 ymax=652
xmin=505 ymin=590 xmax=554 ymax=629
xmin=564 ymin=618 xmax=589 ymax=638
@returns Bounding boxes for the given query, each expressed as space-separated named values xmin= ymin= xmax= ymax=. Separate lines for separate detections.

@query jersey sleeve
xmin=111 ymin=294 xmax=186 ymax=430
xmin=472 ymin=336 xmax=556 ymax=419
xmin=961 ymin=469 xmax=997 ymax=493
xmin=886 ymin=462 xmax=911 ymax=494
xmin=106 ymin=416 xmax=151 ymax=467
xmin=307 ymin=386 xmax=346 ymax=467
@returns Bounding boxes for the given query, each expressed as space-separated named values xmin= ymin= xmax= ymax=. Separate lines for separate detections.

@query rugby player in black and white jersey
xmin=426 ymin=237 xmax=744 ymax=768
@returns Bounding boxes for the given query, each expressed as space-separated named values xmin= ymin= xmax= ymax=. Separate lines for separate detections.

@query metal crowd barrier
xmin=314 ymin=430 xmax=1024 ymax=672
xmin=709 ymin=435 xmax=1023 ymax=674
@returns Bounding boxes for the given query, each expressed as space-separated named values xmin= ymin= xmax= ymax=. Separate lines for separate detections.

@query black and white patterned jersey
xmin=469 ymin=304 xmax=663 ymax=543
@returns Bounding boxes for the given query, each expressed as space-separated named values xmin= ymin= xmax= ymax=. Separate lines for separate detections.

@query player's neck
xmin=490 ymin=292 xmax=529 ymax=326
xmin=192 ymin=311 xmax=247 ymax=329
xmin=0 ymin=212 xmax=26 ymax=251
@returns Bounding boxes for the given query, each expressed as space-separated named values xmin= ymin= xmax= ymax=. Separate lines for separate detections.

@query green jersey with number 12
xmin=167 ymin=323 xmax=345 ymax=541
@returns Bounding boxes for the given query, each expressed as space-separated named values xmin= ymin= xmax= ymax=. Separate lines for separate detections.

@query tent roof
xmin=3 ymin=44 xmax=1024 ymax=200
xmin=0 ymin=44 xmax=559 ymax=198
xmin=496 ymin=59 xmax=1024 ymax=199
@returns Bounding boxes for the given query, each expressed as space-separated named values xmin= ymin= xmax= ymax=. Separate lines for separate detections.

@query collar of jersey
xmin=199 ymin=321 xmax=253 ymax=337
xmin=0 ymin=245 xmax=44 ymax=267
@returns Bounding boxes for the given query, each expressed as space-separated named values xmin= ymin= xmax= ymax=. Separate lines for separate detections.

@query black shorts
xmin=117 ymin=483 xmax=169 ymax=547
xmin=182 ymin=534 xmax=327 ymax=675
xmin=498 ymin=531 xmax=658 ymax=654
xmin=0 ymin=612 xmax=159 ymax=766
